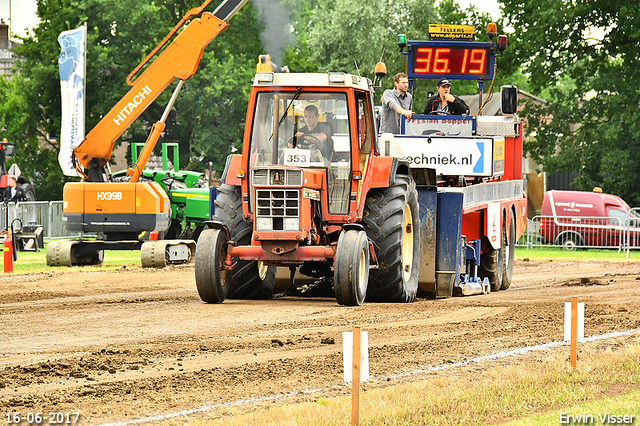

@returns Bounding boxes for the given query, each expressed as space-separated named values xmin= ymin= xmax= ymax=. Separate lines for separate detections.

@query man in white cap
xmin=423 ymin=78 xmax=469 ymax=115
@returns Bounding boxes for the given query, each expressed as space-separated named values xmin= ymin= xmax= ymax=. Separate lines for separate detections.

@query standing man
xmin=4 ymin=176 xmax=25 ymax=202
xmin=379 ymin=73 xmax=413 ymax=134
xmin=424 ymin=78 xmax=469 ymax=115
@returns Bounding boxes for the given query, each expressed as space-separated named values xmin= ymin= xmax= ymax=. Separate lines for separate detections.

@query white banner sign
xmin=404 ymin=116 xmax=473 ymax=136
xmin=58 ymin=25 xmax=87 ymax=177
xmin=388 ymin=136 xmax=494 ymax=176
xmin=343 ymin=331 xmax=369 ymax=383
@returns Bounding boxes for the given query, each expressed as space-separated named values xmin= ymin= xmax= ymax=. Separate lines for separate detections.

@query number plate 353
xmin=284 ymin=148 xmax=310 ymax=167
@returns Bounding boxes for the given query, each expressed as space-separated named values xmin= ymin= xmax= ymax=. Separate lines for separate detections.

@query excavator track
xmin=46 ymin=240 xmax=104 ymax=267
xmin=141 ymin=239 xmax=196 ymax=268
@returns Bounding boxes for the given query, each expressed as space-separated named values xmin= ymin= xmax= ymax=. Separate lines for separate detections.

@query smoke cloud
xmin=251 ymin=0 xmax=295 ymax=66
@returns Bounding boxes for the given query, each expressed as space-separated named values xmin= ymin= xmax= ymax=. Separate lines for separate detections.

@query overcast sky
xmin=456 ymin=0 xmax=502 ymax=19
xmin=0 ymin=0 xmax=503 ymax=40
xmin=0 ymin=0 xmax=39 ymax=39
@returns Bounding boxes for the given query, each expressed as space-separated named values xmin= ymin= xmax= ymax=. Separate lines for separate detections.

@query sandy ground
xmin=1 ymin=258 xmax=639 ymax=424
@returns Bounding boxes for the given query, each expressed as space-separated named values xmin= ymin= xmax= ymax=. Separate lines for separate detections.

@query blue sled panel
xmin=435 ymin=190 xmax=463 ymax=298
xmin=208 ymin=187 xmax=217 ymax=220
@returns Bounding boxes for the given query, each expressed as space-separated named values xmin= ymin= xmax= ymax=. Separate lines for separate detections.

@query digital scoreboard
xmin=407 ymin=41 xmax=494 ymax=81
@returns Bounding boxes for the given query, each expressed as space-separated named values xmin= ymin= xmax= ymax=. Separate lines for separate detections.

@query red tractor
xmin=196 ymin=72 xmax=421 ymax=305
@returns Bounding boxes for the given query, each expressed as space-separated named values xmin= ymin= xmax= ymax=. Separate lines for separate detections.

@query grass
xmin=508 ymin=390 xmax=640 ymax=425
xmin=2 ymin=241 xmax=639 ymax=276
xmin=174 ymin=341 xmax=640 ymax=425
xmin=0 ymin=243 xmax=144 ymax=274
xmin=515 ymin=246 xmax=640 ymax=261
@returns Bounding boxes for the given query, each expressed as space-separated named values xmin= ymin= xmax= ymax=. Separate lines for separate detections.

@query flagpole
xmin=83 ymin=22 xmax=87 ymax=139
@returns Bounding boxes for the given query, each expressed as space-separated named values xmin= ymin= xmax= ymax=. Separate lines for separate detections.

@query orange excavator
xmin=46 ymin=0 xmax=248 ymax=267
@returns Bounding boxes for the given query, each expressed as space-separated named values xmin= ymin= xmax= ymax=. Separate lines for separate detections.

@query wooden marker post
xmin=571 ymin=296 xmax=577 ymax=369
xmin=564 ymin=297 xmax=584 ymax=369
xmin=351 ymin=326 xmax=361 ymax=426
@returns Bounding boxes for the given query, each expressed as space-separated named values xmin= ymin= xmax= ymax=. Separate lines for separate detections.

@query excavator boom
xmin=49 ymin=0 xmax=249 ymax=268
xmin=72 ymin=0 xmax=248 ymax=178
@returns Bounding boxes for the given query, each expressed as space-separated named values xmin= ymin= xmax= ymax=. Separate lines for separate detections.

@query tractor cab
xmin=245 ymin=72 xmax=377 ymax=221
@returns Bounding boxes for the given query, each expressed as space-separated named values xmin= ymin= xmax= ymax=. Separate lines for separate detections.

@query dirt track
xmin=1 ymin=258 xmax=640 ymax=424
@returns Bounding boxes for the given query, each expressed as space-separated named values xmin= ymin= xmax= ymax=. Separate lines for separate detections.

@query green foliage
xmin=4 ymin=0 xmax=530 ymax=201
xmin=503 ymin=0 xmax=640 ymax=205
xmin=298 ymin=0 xmax=514 ymax=111
xmin=6 ymin=0 xmax=263 ymax=199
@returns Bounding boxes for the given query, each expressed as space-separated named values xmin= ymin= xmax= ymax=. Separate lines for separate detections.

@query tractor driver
xmin=291 ymin=105 xmax=333 ymax=161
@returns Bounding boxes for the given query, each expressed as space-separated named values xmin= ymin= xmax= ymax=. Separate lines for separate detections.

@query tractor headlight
xmin=284 ymin=218 xmax=299 ymax=231
xmin=256 ymin=217 xmax=273 ymax=231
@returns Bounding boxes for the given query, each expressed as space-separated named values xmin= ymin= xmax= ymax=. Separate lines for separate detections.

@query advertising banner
xmin=58 ymin=25 xmax=87 ymax=177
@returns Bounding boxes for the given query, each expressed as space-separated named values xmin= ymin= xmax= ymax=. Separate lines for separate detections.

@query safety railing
xmin=517 ymin=214 xmax=640 ymax=252
xmin=0 ymin=201 xmax=85 ymax=241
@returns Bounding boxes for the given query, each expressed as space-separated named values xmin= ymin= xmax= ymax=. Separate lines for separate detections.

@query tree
xmin=8 ymin=0 xmax=264 ymax=199
xmin=502 ymin=0 xmax=640 ymax=204
xmin=299 ymin=0 xmax=509 ymax=110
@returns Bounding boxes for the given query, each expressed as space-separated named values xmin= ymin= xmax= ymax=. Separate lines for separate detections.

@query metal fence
xmin=6 ymin=201 xmax=640 ymax=253
xmin=0 ymin=201 xmax=83 ymax=241
xmin=517 ymin=214 xmax=640 ymax=253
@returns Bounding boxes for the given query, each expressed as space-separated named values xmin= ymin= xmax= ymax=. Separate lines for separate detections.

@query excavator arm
xmin=72 ymin=0 xmax=248 ymax=180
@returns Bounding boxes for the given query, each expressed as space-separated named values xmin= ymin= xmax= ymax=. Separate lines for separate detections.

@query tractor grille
xmin=252 ymin=168 xmax=302 ymax=186
xmin=256 ymin=189 xmax=300 ymax=231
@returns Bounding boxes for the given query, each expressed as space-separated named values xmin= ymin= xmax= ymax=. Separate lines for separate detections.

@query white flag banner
xmin=58 ymin=25 xmax=87 ymax=177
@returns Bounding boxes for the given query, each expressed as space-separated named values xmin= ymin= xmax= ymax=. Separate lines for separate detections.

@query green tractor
xmin=112 ymin=142 xmax=210 ymax=240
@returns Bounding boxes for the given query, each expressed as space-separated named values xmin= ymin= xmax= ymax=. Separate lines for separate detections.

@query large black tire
xmin=479 ymin=235 xmax=504 ymax=292
xmin=501 ymin=213 xmax=516 ymax=290
xmin=164 ymin=219 xmax=183 ymax=240
xmin=214 ymin=184 xmax=276 ymax=299
xmin=361 ymin=176 xmax=420 ymax=302
xmin=334 ymin=229 xmax=370 ymax=306
xmin=195 ymin=228 xmax=229 ymax=303
xmin=20 ymin=183 xmax=36 ymax=201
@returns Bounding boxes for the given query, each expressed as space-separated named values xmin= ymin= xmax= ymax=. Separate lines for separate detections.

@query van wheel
xmin=561 ymin=234 xmax=582 ymax=251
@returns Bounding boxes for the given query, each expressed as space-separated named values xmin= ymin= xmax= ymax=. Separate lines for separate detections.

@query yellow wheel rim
xmin=402 ymin=204 xmax=413 ymax=282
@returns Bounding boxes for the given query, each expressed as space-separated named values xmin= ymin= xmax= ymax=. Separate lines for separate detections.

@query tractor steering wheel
xmin=287 ymin=134 xmax=321 ymax=149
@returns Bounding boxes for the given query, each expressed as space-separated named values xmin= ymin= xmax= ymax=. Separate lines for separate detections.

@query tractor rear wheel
xmin=334 ymin=229 xmax=370 ymax=306
xmin=20 ymin=183 xmax=36 ymax=201
xmin=214 ymin=184 xmax=276 ymax=299
xmin=501 ymin=213 xmax=516 ymax=290
xmin=362 ymin=176 xmax=420 ymax=302
xmin=195 ymin=228 xmax=229 ymax=303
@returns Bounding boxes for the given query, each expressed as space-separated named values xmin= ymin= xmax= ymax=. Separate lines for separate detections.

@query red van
xmin=539 ymin=190 xmax=640 ymax=249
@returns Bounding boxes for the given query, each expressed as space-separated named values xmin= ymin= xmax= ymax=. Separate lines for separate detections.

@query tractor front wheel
xmin=334 ymin=229 xmax=370 ymax=306
xmin=214 ymin=184 xmax=276 ymax=299
xmin=195 ymin=228 xmax=229 ymax=303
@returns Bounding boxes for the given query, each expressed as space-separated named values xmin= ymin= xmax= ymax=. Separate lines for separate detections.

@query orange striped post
xmin=351 ymin=326 xmax=361 ymax=426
